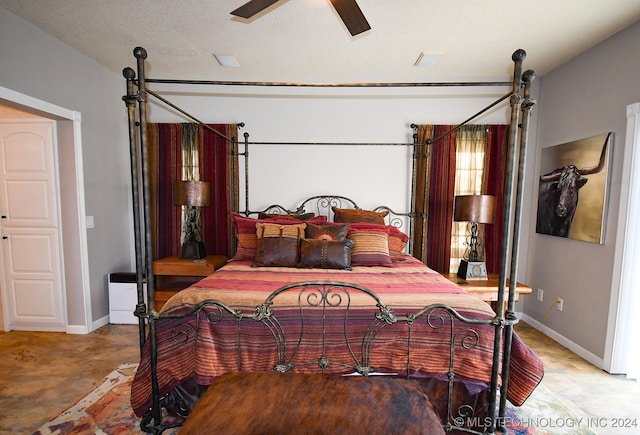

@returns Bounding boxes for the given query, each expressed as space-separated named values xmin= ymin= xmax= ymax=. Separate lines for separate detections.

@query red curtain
xmin=416 ymin=124 xmax=508 ymax=274
xmin=199 ymin=124 xmax=238 ymax=257
xmin=147 ymin=123 xmax=238 ymax=260
xmin=483 ymin=125 xmax=508 ymax=273
xmin=425 ymin=125 xmax=457 ymax=273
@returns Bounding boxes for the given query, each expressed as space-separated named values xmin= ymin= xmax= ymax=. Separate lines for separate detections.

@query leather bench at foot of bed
xmin=180 ymin=371 xmax=445 ymax=435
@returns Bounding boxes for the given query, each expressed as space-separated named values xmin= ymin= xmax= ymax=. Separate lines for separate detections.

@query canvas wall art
xmin=535 ymin=132 xmax=612 ymax=244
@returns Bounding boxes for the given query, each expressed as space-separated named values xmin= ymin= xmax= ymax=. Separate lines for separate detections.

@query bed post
xmin=132 ymin=46 xmax=164 ymax=433
xmin=122 ymin=66 xmax=147 ymax=355
xmin=498 ymin=68 xmax=536 ymax=425
xmin=487 ymin=49 xmax=525 ymax=434
xmin=242 ymin=131 xmax=250 ymax=215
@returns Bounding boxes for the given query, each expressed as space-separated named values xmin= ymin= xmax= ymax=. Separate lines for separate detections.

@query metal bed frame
xmin=122 ymin=47 xmax=536 ymax=434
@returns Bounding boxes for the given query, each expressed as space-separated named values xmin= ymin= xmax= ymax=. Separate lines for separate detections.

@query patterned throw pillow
xmin=305 ymin=223 xmax=350 ymax=241
xmin=231 ymin=212 xmax=326 ymax=261
xmin=387 ymin=226 xmax=409 ymax=259
xmin=347 ymin=223 xmax=392 ymax=267
xmin=332 ymin=207 xmax=389 ymax=225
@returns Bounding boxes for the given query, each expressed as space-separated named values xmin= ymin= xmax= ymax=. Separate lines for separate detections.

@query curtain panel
xmin=146 ymin=123 xmax=239 ymax=260
xmin=414 ymin=124 xmax=508 ymax=274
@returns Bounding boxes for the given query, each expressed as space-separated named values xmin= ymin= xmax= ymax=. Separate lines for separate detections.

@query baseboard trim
xmin=91 ymin=315 xmax=110 ymax=333
xmin=520 ymin=314 xmax=605 ymax=370
xmin=66 ymin=324 xmax=89 ymax=335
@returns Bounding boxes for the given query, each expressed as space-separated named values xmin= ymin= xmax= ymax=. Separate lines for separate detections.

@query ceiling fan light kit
xmin=231 ymin=0 xmax=371 ymax=37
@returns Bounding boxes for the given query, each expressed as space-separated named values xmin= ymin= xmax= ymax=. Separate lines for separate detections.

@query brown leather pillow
xmin=332 ymin=207 xmax=389 ymax=225
xmin=305 ymin=223 xmax=350 ymax=241
xmin=253 ymin=237 xmax=300 ymax=267
xmin=298 ymin=239 xmax=354 ymax=270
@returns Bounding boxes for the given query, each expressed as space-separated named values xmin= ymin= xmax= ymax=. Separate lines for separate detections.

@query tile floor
xmin=0 ymin=321 xmax=638 ymax=433
xmin=0 ymin=324 xmax=139 ymax=433
xmin=516 ymin=322 xmax=640 ymax=434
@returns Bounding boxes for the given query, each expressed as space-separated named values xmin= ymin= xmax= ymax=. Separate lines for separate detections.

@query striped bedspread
xmin=131 ymin=255 xmax=543 ymax=416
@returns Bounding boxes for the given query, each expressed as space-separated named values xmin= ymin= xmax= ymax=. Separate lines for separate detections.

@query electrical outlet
xmin=556 ymin=298 xmax=564 ymax=311
xmin=537 ymin=288 xmax=544 ymax=302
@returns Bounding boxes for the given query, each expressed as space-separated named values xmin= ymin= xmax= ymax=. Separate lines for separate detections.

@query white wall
xmin=522 ymin=21 xmax=640 ymax=365
xmin=147 ymin=85 xmax=516 ymax=215
xmin=0 ymin=7 xmax=132 ymax=329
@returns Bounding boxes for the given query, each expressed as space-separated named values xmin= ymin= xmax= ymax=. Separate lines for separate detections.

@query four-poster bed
xmin=122 ymin=47 xmax=542 ymax=434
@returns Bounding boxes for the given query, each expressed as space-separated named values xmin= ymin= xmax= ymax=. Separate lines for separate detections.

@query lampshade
xmin=454 ymin=195 xmax=496 ymax=224
xmin=174 ymin=180 xmax=211 ymax=207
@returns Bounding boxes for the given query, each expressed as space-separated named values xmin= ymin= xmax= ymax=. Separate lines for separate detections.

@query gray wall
xmin=522 ymin=21 xmax=640 ymax=362
xmin=0 ymin=7 xmax=133 ymax=328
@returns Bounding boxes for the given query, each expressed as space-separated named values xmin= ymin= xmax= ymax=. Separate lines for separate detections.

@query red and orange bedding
xmin=130 ymin=256 xmax=543 ymax=416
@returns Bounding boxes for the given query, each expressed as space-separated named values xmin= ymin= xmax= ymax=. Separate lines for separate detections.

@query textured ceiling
xmin=2 ymin=0 xmax=640 ymax=85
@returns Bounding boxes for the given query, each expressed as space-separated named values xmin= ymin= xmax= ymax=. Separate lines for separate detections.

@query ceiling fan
xmin=231 ymin=0 xmax=371 ymax=36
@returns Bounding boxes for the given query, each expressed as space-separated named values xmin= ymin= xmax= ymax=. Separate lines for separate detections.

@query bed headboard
xmin=241 ymin=194 xmax=414 ymax=256
xmin=247 ymin=194 xmax=411 ymax=232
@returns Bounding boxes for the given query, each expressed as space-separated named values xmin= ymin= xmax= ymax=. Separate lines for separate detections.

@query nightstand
xmin=152 ymin=255 xmax=227 ymax=311
xmin=444 ymin=273 xmax=532 ymax=312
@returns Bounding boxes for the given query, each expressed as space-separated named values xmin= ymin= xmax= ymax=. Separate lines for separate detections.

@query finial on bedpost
xmin=522 ymin=69 xmax=536 ymax=83
xmin=134 ymin=46 xmax=147 ymax=60
xmin=122 ymin=67 xmax=135 ymax=80
xmin=512 ymin=49 xmax=526 ymax=62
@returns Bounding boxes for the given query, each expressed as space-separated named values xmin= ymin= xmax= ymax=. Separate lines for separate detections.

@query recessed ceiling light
xmin=415 ymin=52 xmax=445 ymax=67
xmin=214 ymin=54 xmax=240 ymax=67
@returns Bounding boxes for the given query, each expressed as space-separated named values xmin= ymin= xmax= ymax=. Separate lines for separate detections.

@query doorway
xmin=0 ymin=86 xmax=91 ymax=333
xmin=0 ymin=120 xmax=66 ymax=330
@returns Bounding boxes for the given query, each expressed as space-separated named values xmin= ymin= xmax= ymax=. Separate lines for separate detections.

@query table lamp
xmin=174 ymin=180 xmax=211 ymax=260
xmin=454 ymin=194 xmax=496 ymax=280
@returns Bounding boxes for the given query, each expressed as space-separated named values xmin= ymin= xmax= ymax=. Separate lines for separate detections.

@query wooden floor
xmin=1 ymin=321 xmax=638 ymax=433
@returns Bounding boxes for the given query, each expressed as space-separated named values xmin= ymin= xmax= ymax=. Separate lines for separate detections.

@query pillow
xmin=258 ymin=212 xmax=316 ymax=221
xmin=231 ymin=212 xmax=326 ymax=261
xmin=253 ymin=222 xmax=306 ymax=267
xmin=305 ymin=223 xmax=350 ymax=241
xmin=256 ymin=222 xmax=306 ymax=239
xmin=298 ymin=239 xmax=354 ymax=270
xmin=253 ymin=237 xmax=300 ymax=267
xmin=387 ymin=226 xmax=409 ymax=259
xmin=332 ymin=207 xmax=388 ymax=225
xmin=347 ymin=223 xmax=392 ymax=267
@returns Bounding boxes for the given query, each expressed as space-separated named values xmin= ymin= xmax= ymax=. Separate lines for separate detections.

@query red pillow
xmin=231 ymin=212 xmax=327 ymax=261
xmin=347 ymin=223 xmax=392 ymax=267
xmin=387 ymin=226 xmax=409 ymax=259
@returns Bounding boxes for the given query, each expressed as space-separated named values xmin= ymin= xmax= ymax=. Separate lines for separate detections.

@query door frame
xmin=0 ymin=85 xmax=91 ymax=334
xmin=605 ymin=102 xmax=640 ymax=374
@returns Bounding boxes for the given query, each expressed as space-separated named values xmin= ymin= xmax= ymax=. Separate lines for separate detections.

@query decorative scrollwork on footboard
xmin=402 ymin=304 xmax=493 ymax=434
xmin=255 ymin=282 xmax=396 ymax=375
xmin=154 ymin=282 xmax=497 ymax=435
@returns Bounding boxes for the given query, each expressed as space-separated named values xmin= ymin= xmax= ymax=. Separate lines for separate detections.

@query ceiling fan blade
xmin=231 ymin=0 xmax=280 ymax=19
xmin=329 ymin=0 xmax=371 ymax=36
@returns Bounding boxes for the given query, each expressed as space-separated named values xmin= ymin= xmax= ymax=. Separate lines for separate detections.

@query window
xmin=449 ymin=126 xmax=488 ymax=272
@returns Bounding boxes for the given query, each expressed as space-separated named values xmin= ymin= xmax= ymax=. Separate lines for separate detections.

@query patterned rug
xmin=35 ymin=365 xmax=594 ymax=434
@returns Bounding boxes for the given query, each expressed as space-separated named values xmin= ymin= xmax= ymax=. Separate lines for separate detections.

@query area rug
xmin=505 ymin=383 xmax=598 ymax=435
xmin=36 ymin=364 xmax=594 ymax=434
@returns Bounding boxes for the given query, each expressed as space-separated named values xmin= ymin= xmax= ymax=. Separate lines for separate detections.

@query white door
xmin=0 ymin=121 xmax=66 ymax=331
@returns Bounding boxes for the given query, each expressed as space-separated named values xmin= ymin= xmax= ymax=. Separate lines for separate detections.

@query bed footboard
xmin=137 ymin=281 xmax=512 ymax=434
